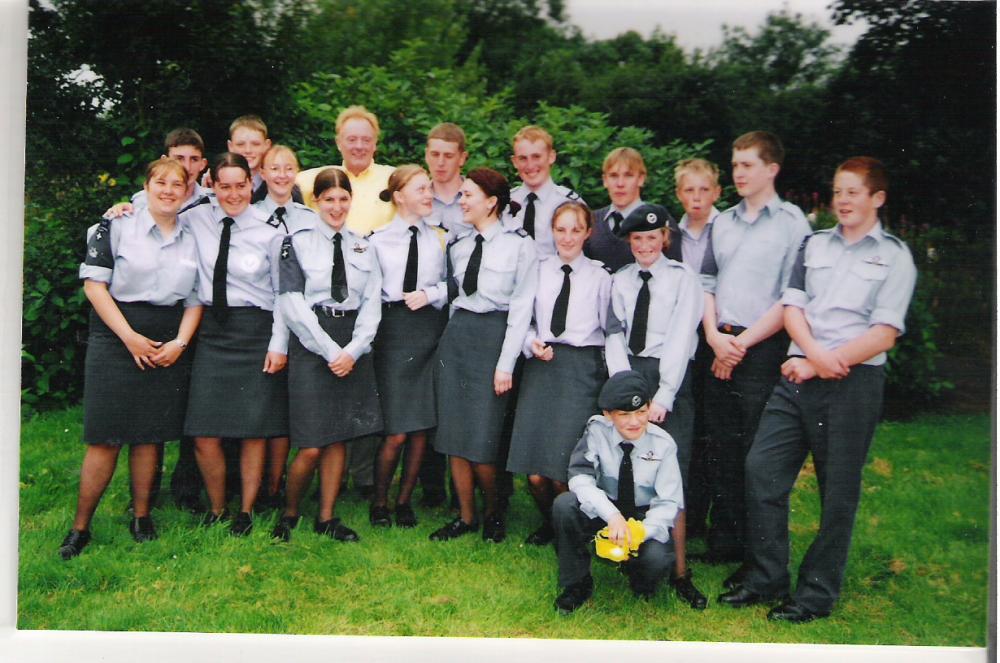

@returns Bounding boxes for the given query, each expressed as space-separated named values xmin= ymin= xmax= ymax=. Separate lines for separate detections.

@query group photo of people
xmin=16 ymin=0 xmax=991 ymax=654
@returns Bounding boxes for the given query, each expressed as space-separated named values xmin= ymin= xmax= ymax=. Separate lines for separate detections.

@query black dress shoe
xmin=554 ymin=575 xmax=593 ymax=614
xmin=229 ymin=511 xmax=253 ymax=537
xmin=525 ymin=523 xmax=554 ymax=546
xmin=394 ymin=503 xmax=417 ymax=528
xmin=718 ymin=586 xmax=779 ymax=608
xmin=315 ymin=518 xmax=360 ymax=542
xmin=723 ymin=563 xmax=750 ymax=590
xmin=671 ymin=570 xmax=708 ymax=610
xmin=369 ymin=504 xmax=392 ymax=528
xmin=481 ymin=512 xmax=506 ymax=543
xmin=429 ymin=517 xmax=479 ymax=541
xmin=767 ymin=600 xmax=828 ymax=623
xmin=174 ymin=494 xmax=205 ymax=515
xmin=201 ymin=509 xmax=230 ymax=526
xmin=129 ymin=516 xmax=158 ymax=543
xmin=58 ymin=529 xmax=90 ymax=560
xmin=271 ymin=515 xmax=299 ymax=542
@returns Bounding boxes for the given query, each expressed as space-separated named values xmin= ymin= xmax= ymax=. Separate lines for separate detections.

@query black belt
xmin=718 ymin=323 xmax=747 ymax=335
xmin=312 ymin=305 xmax=358 ymax=319
xmin=383 ymin=300 xmax=408 ymax=309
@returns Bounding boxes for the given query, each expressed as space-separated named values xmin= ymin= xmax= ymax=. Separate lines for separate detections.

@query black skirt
xmin=433 ymin=309 xmax=510 ymax=465
xmin=288 ymin=310 xmax=383 ymax=448
xmin=83 ymin=301 xmax=191 ymax=445
xmin=507 ymin=344 xmax=607 ymax=482
xmin=184 ymin=307 xmax=289 ymax=439
xmin=373 ymin=303 xmax=447 ymax=435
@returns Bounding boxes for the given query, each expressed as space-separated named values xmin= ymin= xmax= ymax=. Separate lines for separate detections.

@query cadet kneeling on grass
xmin=552 ymin=370 xmax=683 ymax=614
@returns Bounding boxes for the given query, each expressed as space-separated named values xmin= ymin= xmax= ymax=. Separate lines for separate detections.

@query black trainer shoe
xmin=554 ymin=575 xmax=593 ymax=614
xmin=394 ymin=503 xmax=417 ymax=528
xmin=315 ymin=518 xmax=360 ymax=542
xmin=129 ymin=516 xmax=158 ymax=543
xmin=481 ymin=512 xmax=506 ymax=543
xmin=271 ymin=515 xmax=300 ymax=542
xmin=58 ymin=529 xmax=91 ymax=560
xmin=671 ymin=570 xmax=708 ymax=610
xmin=429 ymin=517 xmax=479 ymax=541
xmin=369 ymin=504 xmax=392 ymax=528
xmin=229 ymin=511 xmax=253 ymax=537
xmin=525 ymin=523 xmax=554 ymax=546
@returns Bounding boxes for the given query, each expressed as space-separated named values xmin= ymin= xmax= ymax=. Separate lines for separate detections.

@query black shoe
xmin=671 ymin=570 xmax=708 ymax=610
xmin=689 ymin=550 xmax=743 ymax=565
xmin=174 ymin=494 xmax=204 ymax=515
xmin=394 ymin=503 xmax=417 ymax=528
xmin=525 ymin=523 xmax=554 ymax=546
xmin=315 ymin=518 xmax=360 ymax=542
xmin=718 ymin=586 xmax=780 ymax=608
xmin=723 ymin=563 xmax=750 ymax=590
xmin=229 ymin=511 xmax=253 ymax=537
xmin=369 ymin=504 xmax=392 ymax=528
xmin=554 ymin=576 xmax=593 ymax=614
xmin=129 ymin=516 xmax=158 ymax=543
xmin=201 ymin=508 xmax=230 ymax=526
xmin=767 ymin=599 xmax=828 ymax=623
xmin=58 ymin=529 xmax=90 ymax=560
xmin=419 ymin=489 xmax=446 ymax=508
xmin=481 ymin=512 xmax=506 ymax=543
xmin=271 ymin=515 xmax=299 ymax=542
xmin=429 ymin=517 xmax=479 ymax=541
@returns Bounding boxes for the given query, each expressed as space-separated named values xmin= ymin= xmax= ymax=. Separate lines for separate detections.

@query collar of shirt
xmin=522 ymin=177 xmax=556 ymax=202
xmin=550 ymin=251 xmax=589 ymax=273
xmin=832 ymin=220 xmax=886 ymax=247
xmin=136 ymin=208 xmax=186 ymax=246
xmin=634 ymin=253 xmax=668 ymax=277
xmin=259 ymin=195 xmax=292 ymax=215
xmin=210 ymin=201 xmax=259 ymax=232
xmin=341 ymin=160 xmax=378 ymax=181
xmin=679 ymin=207 xmax=719 ymax=236
xmin=385 ymin=214 xmax=425 ymax=236
xmin=476 ymin=220 xmax=504 ymax=243
xmin=432 ymin=181 xmax=463 ymax=206
xmin=315 ymin=220 xmax=356 ymax=243
xmin=734 ymin=195 xmax=782 ymax=225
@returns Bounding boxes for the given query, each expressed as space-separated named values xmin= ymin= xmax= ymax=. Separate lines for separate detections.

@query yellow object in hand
xmin=594 ymin=518 xmax=646 ymax=562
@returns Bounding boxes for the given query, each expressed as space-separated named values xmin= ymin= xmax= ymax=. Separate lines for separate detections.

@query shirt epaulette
xmin=291 ymin=201 xmax=311 ymax=212
xmin=586 ymin=257 xmax=608 ymax=271
xmin=781 ymin=200 xmax=806 ymax=217
xmin=179 ymin=195 xmax=211 ymax=214
xmin=563 ymin=188 xmax=582 ymax=201
xmin=881 ymin=231 xmax=908 ymax=249
xmin=511 ymin=227 xmax=530 ymax=239
xmin=369 ymin=223 xmax=392 ymax=235
xmin=613 ymin=262 xmax=633 ymax=275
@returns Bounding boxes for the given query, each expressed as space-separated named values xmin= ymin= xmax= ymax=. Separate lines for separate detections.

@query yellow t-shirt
xmin=296 ymin=161 xmax=396 ymax=236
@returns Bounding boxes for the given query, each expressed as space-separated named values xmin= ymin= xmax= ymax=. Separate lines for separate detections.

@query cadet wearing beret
xmin=720 ymin=158 xmax=916 ymax=623
xmin=552 ymin=370 xmax=684 ymax=613
xmin=605 ymin=202 xmax=707 ymax=609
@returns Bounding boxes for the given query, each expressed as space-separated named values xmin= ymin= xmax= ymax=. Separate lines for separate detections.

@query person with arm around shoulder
xmin=367 ymin=165 xmax=448 ymax=529
xmin=429 ymin=168 xmax=537 ymax=543
xmin=59 ymin=157 xmax=204 ymax=559
xmin=552 ymin=370 xmax=684 ymax=613
xmin=271 ymin=167 xmax=383 ymax=543
xmin=719 ymin=157 xmax=916 ymax=623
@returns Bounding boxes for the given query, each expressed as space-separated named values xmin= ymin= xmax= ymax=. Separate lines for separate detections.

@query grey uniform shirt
xmin=179 ymin=197 xmax=288 ymax=353
xmin=80 ymin=209 xmax=200 ymax=306
xmin=700 ymin=196 xmax=811 ymax=328
xmin=255 ymin=196 xmax=318 ymax=235
xmin=678 ymin=207 xmax=719 ymax=273
xmin=369 ymin=215 xmax=449 ymax=309
xmin=277 ymin=224 xmax=382 ymax=362
xmin=523 ymin=253 xmax=611 ymax=356
xmin=429 ymin=185 xmax=468 ymax=236
xmin=606 ymin=254 xmax=704 ymax=411
xmin=783 ymin=222 xmax=916 ymax=366
xmin=448 ymin=221 xmax=538 ymax=373
xmin=567 ymin=415 xmax=684 ymax=543
xmin=503 ymin=178 xmax=583 ymax=258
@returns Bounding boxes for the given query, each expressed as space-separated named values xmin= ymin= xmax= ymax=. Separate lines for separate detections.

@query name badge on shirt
xmin=864 ymin=255 xmax=887 ymax=266
xmin=640 ymin=450 xmax=660 ymax=462
xmin=353 ymin=243 xmax=366 ymax=254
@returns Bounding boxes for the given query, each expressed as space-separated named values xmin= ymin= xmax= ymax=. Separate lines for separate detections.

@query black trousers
xmin=552 ymin=492 xmax=675 ymax=592
xmin=742 ymin=366 xmax=884 ymax=614
xmin=703 ymin=332 xmax=787 ymax=558
xmin=684 ymin=328 xmax=713 ymax=535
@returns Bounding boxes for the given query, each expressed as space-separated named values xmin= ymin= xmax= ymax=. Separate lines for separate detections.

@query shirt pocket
xmin=842 ymin=260 xmax=890 ymax=313
xmin=482 ymin=249 xmax=517 ymax=298
xmin=632 ymin=456 xmax=661 ymax=496
xmin=113 ymin=243 xmax=156 ymax=296
xmin=804 ymin=254 xmax=837 ymax=296
xmin=163 ymin=257 xmax=198 ymax=300
xmin=345 ymin=249 xmax=374 ymax=298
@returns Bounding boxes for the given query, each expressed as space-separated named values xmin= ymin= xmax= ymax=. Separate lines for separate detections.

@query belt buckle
xmin=332 ymin=308 xmax=346 ymax=318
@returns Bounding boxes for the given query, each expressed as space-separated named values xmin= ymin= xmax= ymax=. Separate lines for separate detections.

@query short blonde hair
xmin=427 ymin=122 xmax=466 ymax=152
xmin=512 ymin=125 xmax=554 ymax=151
xmin=674 ymin=158 xmax=720 ymax=188
xmin=602 ymin=147 xmax=646 ymax=177
xmin=336 ymin=105 xmax=380 ymax=140
xmin=229 ymin=114 xmax=268 ymax=139
xmin=145 ymin=156 xmax=187 ymax=185
xmin=262 ymin=144 xmax=299 ymax=169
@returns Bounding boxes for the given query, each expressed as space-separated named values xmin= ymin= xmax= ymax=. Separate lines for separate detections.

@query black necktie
xmin=212 ymin=216 xmax=235 ymax=321
xmin=462 ymin=234 xmax=484 ymax=295
xmin=331 ymin=232 xmax=348 ymax=302
xmin=523 ymin=192 xmax=538 ymax=239
xmin=403 ymin=226 xmax=419 ymax=293
xmin=550 ymin=264 xmax=572 ymax=337
xmin=629 ymin=271 xmax=652 ymax=355
xmin=618 ymin=441 xmax=636 ymax=519
xmin=274 ymin=206 xmax=287 ymax=232
xmin=609 ymin=211 xmax=624 ymax=235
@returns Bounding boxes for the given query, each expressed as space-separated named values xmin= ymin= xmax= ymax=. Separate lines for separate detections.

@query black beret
xmin=598 ymin=370 xmax=651 ymax=412
xmin=616 ymin=203 xmax=670 ymax=237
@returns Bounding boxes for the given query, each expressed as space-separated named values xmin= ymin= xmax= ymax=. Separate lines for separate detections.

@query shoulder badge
xmin=565 ymin=188 xmax=581 ymax=201
xmin=514 ymin=227 xmax=529 ymax=238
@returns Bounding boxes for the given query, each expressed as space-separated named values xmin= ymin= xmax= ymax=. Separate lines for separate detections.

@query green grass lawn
xmin=17 ymin=408 xmax=992 ymax=645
